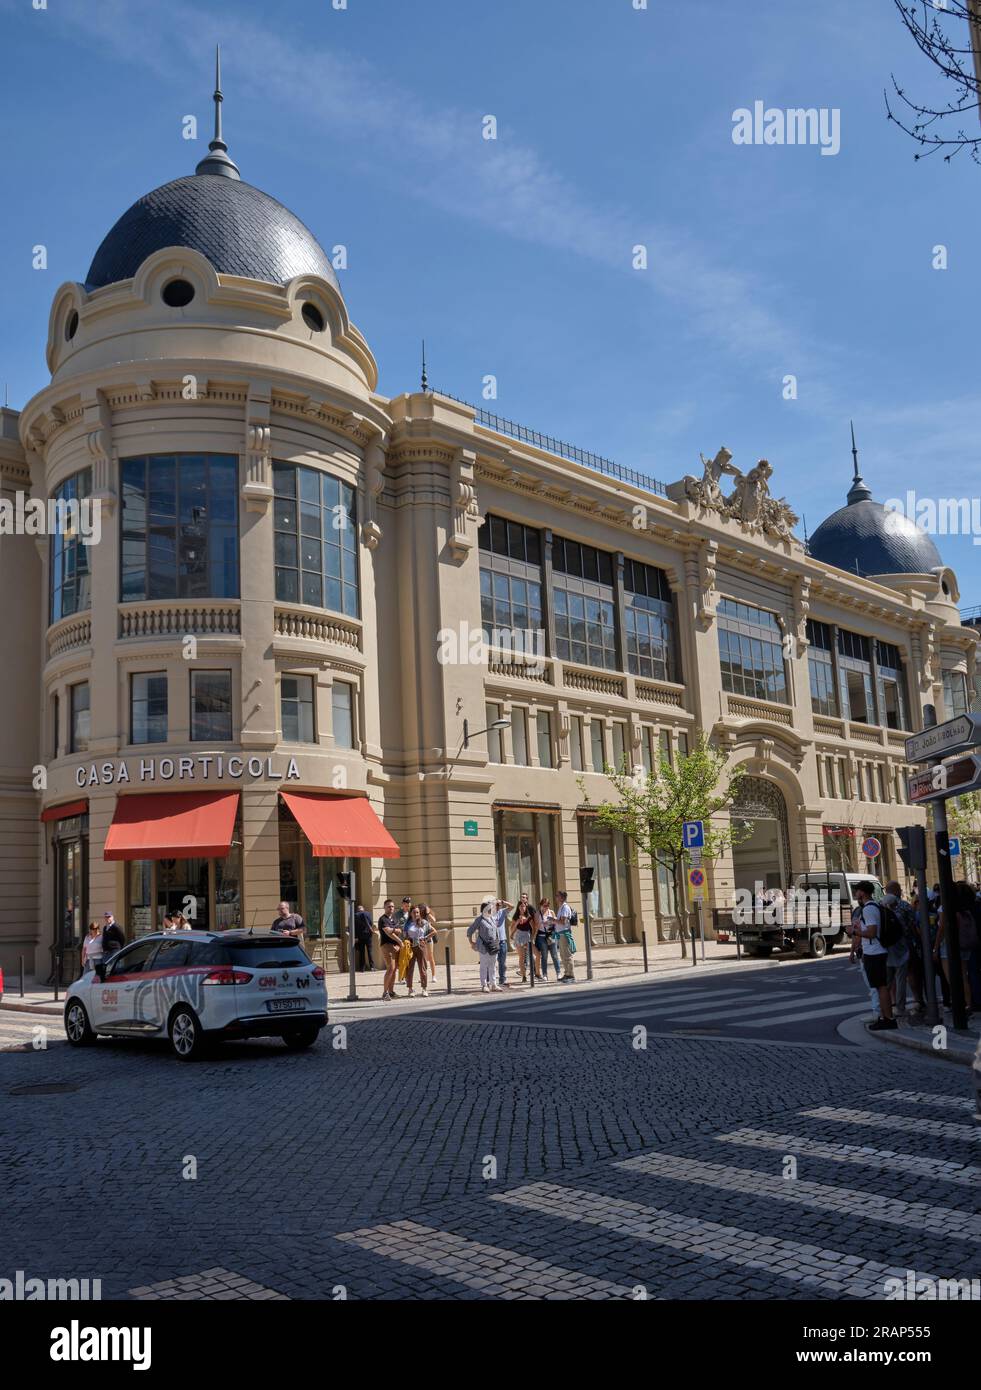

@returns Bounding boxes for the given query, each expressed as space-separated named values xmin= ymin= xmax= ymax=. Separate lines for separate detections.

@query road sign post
xmin=905 ymin=713 xmax=981 ymax=765
xmin=579 ymin=865 xmax=595 ymax=982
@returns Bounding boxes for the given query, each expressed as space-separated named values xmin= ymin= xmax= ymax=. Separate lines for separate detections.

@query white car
xmin=64 ymin=930 xmax=328 ymax=1060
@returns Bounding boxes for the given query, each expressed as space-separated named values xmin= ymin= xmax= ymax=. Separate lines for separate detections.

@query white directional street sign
xmin=907 ymin=754 xmax=981 ymax=805
xmin=905 ymin=714 xmax=981 ymax=766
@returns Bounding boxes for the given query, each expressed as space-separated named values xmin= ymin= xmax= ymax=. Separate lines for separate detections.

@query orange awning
xmin=104 ymin=791 xmax=239 ymax=861
xmin=41 ymin=799 xmax=88 ymax=823
xmin=281 ymin=791 xmax=400 ymax=859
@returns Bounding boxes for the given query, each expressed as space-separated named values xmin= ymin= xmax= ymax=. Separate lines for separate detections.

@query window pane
xmin=332 ymin=682 xmax=354 ymax=749
xmin=191 ymin=672 xmax=232 ymax=742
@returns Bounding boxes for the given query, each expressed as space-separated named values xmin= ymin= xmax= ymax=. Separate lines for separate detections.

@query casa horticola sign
xmin=74 ymin=754 xmax=302 ymax=788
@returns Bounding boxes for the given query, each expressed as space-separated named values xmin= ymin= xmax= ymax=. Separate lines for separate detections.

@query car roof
xmin=134 ymin=930 xmax=301 ymax=944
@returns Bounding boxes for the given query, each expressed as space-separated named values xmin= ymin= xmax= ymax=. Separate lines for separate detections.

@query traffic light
xmin=897 ymin=825 xmax=926 ymax=873
xmin=336 ymin=871 xmax=352 ymax=900
xmin=579 ymin=865 xmax=595 ymax=896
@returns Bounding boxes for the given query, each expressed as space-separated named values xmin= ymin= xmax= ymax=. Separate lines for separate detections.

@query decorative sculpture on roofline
xmin=684 ymin=448 xmax=798 ymax=542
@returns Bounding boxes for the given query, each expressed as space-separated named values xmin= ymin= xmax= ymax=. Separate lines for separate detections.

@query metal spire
xmin=846 ymin=419 xmax=872 ymax=505
xmin=421 ymin=339 xmax=429 ymax=393
xmin=195 ymin=45 xmax=241 ymax=179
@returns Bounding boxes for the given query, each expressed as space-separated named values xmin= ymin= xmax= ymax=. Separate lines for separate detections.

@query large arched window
xmin=120 ymin=454 xmax=239 ymax=601
xmin=49 ymin=468 xmax=93 ymax=623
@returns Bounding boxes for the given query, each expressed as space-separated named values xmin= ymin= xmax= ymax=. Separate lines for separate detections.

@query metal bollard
xmin=641 ymin=930 xmax=649 ymax=974
xmin=444 ymin=946 xmax=452 ymax=995
xmin=19 ymin=954 xmax=25 ymax=998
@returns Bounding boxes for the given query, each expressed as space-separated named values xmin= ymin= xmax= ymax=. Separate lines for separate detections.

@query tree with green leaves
xmin=948 ymin=790 xmax=981 ymax=881
xmin=579 ymin=734 xmax=751 ymax=957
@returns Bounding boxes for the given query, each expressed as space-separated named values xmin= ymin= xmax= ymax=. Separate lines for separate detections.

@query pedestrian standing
xmin=403 ymin=905 xmax=430 ymax=997
xmin=101 ymin=912 xmax=126 ymax=960
xmin=493 ymin=898 xmax=513 ymax=988
xmin=377 ymin=901 xmax=404 ymax=1001
xmin=272 ymin=901 xmax=305 ymax=939
xmin=80 ymin=921 xmax=103 ymax=975
xmin=418 ymin=903 xmax=439 ymax=985
xmin=354 ymin=903 xmax=376 ymax=971
xmin=554 ymin=890 xmax=577 ymax=983
xmin=467 ymin=898 xmax=502 ymax=992
xmin=512 ymin=897 xmax=537 ymax=982
xmin=534 ymin=897 xmax=561 ymax=982
xmin=853 ymin=881 xmax=896 ymax=1031
xmin=882 ymin=885 xmax=911 ymax=1018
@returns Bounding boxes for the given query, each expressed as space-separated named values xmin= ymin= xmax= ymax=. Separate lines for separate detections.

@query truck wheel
xmin=809 ymin=932 xmax=828 ymax=958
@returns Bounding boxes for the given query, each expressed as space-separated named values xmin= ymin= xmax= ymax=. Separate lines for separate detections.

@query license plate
xmin=267 ymin=999 xmax=305 ymax=1013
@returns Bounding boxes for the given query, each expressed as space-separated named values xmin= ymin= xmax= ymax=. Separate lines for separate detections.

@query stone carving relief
xmin=684 ymin=448 xmax=799 ymax=542
xmin=242 ymin=383 xmax=273 ymax=513
xmin=448 ymin=447 xmax=481 ymax=561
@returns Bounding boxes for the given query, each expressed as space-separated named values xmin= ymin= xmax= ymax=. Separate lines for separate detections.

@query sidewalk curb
xmin=0 ymin=1000 xmax=64 ymax=1018
xmin=838 ymin=1012 xmax=975 ymax=1068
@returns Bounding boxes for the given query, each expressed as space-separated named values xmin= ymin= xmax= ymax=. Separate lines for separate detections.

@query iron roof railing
xmin=433 ymin=389 xmax=669 ymax=498
xmin=961 ymin=604 xmax=981 ymax=624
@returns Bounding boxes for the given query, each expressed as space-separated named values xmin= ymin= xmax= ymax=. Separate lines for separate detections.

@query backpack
xmin=872 ymin=902 xmax=902 ymax=949
xmin=568 ymin=908 xmax=579 ymax=927
xmin=476 ymin=916 xmax=498 ymax=949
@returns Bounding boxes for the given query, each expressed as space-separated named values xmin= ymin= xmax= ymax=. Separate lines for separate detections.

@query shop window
xmin=190 ymin=671 xmax=232 ymax=742
xmin=536 ymin=711 xmax=553 ymax=768
xmin=69 ymin=682 xmax=90 ymax=753
xmin=494 ymin=809 xmax=557 ymax=908
xmin=130 ymin=672 xmax=168 ymax=745
xmin=718 ymin=599 xmax=787 ymax=703
xmin=49 ymin=467 xmax=92 ymax=623
xmin=120 ymin=454 xmax=238 ymax=602
xmin=273 ymin=463 xmax=358 ymax=617
xmin=282 ymin=674 xmax=315 ymax=744
xmin=278 ymin=802 xmax=342 ymax=939
xmin=332 ymin=681 xmax=355 ymax=750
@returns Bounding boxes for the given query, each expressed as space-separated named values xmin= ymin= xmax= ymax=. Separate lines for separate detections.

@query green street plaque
xmin=463 ymin=819 xmax=478 ymax=837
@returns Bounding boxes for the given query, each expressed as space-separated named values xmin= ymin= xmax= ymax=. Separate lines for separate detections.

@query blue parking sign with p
xmin=682 ymin=820 xmax=704 ymax=850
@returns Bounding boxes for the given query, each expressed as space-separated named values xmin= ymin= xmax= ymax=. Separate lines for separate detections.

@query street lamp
xmin=462 ymin=717 xmax=510 ymax=750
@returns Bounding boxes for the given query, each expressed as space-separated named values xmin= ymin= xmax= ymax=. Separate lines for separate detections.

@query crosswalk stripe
xmin=598 ymin=991 xmax=850 ymax=1023
xmin=715 ymin=1127 xmax=981 ymax=1187
xmin=335 ymin=1219 xmax=636 ymax=1298
xmin=0 ymin=1018 xmax=62 ymax=1050
xmin=471 ymin=982 xmax=752 ymax=1013
xmin=491 ymin=1182 xmax=937 ymax=1299
xmin=800 ymin=1107 xmax=981 ymax=1143
xmin=874 ymin=1090 xmax=975 ymax=1113
xmin=525 ymin=987 xmax=756 ymax=1019
xmin=615 ymin=1152 xmax=981 ymax=1241
xmin=728 ymin=1000 xmax=866 ymax=1028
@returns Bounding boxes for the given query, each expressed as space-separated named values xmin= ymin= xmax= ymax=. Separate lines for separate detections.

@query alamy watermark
xmin=0 ymin=492 xmax=101 ymax=544
xmin=883 ymin=490 xmax=981 ymax=546
xmin=732 ymin=101 xmax=840 ymax=156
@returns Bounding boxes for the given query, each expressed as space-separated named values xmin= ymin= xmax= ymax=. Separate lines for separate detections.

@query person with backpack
xmin=554 ymin=890 xmax=578 ymax=983
xmin=882 ymin=884 xmax=912 ymax=1018
xmin=354 ymin=903 xmax=376 ymax=972
xmin=852 ymin=881 xmax=897 ymax=1031
xmin=885 ymin=880 xmax=923 ymax=1015
xmin=467 ymin=898 xmax=503 ymax=992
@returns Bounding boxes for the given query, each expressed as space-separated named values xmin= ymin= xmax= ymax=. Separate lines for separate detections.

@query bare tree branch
xmin=886 ymin=0 xmax=981 ymax=162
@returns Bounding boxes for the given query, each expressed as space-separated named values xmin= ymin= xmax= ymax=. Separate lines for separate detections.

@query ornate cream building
xmin=1 ymin=74 xmax=976 ymax=979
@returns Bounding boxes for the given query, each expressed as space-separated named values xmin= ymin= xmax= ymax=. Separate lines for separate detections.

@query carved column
xmin=242 ymin=382 xmax=272 ymax=512
xmin=447 ymin=447 xmax=480 ymax=562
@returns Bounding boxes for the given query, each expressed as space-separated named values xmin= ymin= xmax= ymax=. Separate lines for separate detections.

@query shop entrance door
xmin=54 ymin=827 xmax=87 ymax=984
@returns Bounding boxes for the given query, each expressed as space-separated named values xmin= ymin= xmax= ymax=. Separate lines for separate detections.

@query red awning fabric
xmin=40 ymin=799 xmax=88 ymax=823
xmin=281 ymin=791 xmax=400 ymax=859
xmin=104 ymin=791 xmax=239 ymax=861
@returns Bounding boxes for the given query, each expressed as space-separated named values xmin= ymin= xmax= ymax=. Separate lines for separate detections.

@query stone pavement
xmin=1 ymin=1008 xmax=977 ymax=1301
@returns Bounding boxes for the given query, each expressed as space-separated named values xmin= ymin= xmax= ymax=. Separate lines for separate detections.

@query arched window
xmin=50 ymin=468 xmax=93 ymax=623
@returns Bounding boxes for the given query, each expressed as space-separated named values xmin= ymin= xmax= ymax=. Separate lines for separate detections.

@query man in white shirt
xmin=554 ymin=891 xmax=577 ymax=982
xmin=853 ymin=881 xmax=896 ymax=1031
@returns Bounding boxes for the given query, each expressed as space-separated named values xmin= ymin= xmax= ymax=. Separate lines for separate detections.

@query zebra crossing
xmin=336 ymin=1084 xmax=981 ymax=1300
xmin=425 ymin=965 xmax=870 ymax=1040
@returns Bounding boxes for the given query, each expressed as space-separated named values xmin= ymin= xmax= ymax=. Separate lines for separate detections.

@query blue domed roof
xmin=85 ymin=173 xmax=339 ymax=293
xmin=808 ymin=460 xmax=942 ymax=577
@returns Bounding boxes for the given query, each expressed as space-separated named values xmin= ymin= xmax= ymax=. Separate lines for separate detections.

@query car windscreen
xmin=220 ymin=941 xmax=310 ymax=968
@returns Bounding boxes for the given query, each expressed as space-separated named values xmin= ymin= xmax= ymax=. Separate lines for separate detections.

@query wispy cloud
xmin=38 ymin=0 xmax=832 ymax=393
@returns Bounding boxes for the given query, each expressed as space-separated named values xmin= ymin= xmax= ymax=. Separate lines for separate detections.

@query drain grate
xmin=9 ymin=1081 xmax=81 ymax=1096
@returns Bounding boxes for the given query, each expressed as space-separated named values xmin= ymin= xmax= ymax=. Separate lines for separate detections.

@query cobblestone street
xmin=2 ymin=993 xmax=977 ymax=1302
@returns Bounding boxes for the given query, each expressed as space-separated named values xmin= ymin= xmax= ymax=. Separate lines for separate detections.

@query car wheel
xmin=64 ymin=1000 xmax=96 ymax=1046
xmin=809 ymin=931 xmax=828 ymax=958
xmin=169 ymin=1006 xmax=205 ymax=1061
xmin=283 ymin=1023 xmax=321 ymax=1050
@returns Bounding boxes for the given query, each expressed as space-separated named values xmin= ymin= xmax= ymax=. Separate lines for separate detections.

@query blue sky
xmin=2 ymin=0 xmax=978 ymax=598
